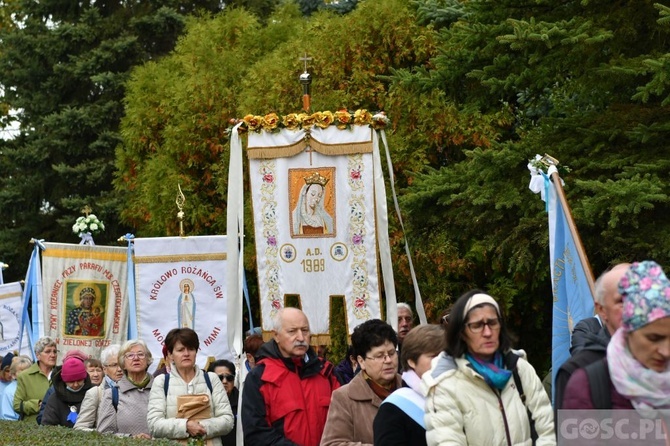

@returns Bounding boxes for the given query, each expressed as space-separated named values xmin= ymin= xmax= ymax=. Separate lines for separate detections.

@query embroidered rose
xmin=350 ymin=169 xmax=361 ymax=180
xmin=354 ymin=297 xmax=366 ymax=308
xmin=267 ymin=235 xmax=277 ymax=246
xmin=352 ymin=234 xmax=363 ymax=245
xmin=263 ymin=173 xmax=274 ymax=183
xmin=271 ymin=300 xmax=281 ymax=310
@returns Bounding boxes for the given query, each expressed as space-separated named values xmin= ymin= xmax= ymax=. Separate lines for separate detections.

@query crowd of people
xmin=1 ymin=260 xmax=670 ymax=445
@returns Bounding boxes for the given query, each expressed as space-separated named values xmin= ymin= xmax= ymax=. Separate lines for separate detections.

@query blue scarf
xmin=466 ymin=351 xmax=512 ymax=390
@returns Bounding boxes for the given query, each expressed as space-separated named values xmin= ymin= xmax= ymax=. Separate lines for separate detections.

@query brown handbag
xmin=176 ymin=394 xmax=214 ymax=446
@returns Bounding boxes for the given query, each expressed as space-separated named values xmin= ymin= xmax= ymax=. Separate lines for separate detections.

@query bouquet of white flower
xmin=72 ymin=214 xmax=105 ymax=236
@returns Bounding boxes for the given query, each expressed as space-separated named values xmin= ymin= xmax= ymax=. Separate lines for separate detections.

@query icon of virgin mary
xmin=292 ymin=172 xmax=334 ymax=236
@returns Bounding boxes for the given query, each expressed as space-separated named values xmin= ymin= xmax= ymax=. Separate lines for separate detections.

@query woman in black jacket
xmin=41 ymin=356 xmax=92 ymax=427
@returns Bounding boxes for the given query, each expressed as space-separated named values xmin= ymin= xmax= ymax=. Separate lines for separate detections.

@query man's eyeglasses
xmin=466 ymin=318 xmax=500 ymax=333
xmin=365 ymin=350 xmax=397 ymax=362
xmin=218 ymin=374 xmax=235 ymax=382
xmin=124 ymin=352 xmax=147 ymax=360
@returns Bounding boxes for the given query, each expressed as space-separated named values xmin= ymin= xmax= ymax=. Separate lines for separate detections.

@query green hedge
xmin=0 ymin=421 xmax=178 ymax=445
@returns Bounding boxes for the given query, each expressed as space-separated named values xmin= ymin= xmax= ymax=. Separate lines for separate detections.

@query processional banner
xmin=247 ymin=124 xmax=387 ymax=342
xmin=0 ymin=282 xmax=32 ymax=357
xmin=41 ymin=243 xmax=128 ymax=359
xmin=529 ymin=159 xmax=595 ymax=402
xmin=133 ymin=236 xmax=231 ymax=372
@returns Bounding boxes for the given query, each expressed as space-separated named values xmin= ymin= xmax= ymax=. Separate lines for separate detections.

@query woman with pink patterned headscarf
xmin=563 ymin=261 xmax=670 ymax=420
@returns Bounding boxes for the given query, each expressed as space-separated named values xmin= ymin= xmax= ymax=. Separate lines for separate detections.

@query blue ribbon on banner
xmin=19 ymin=241 xmax=44 ymax=361
xmin=123 ymin=234 xmax=138 ymax=340
xmin=243 ymin=268 xmax=254 ymax=332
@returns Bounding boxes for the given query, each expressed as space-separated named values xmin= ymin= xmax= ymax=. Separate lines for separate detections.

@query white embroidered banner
xmin=0 ymin=282 xmax=32 ymax=357
xmin=133 ymin=236 xmax=231 ymax=372
xmin=41 ymin=243 xmax=128 ymax=359
xmin=248 ymin=126 xmax=382 ymax=341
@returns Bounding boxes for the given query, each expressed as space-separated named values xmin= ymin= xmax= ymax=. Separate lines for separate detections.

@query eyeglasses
xmin=365 ymin=350 xmax=397 ymax=362
xmin=218 ymin=374 xmax=235 ymax=382
xmin=124 ymin=352 xmax=147 ymax=360
xmin=466 ymin=318 xmax=501 ymax=333
xmin=41 ymin=349 xmax=59 ymax=355
xmin=104 ymin=363 xmax=119 ymax=369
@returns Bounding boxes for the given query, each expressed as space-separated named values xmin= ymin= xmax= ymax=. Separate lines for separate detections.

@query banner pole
xmin=549 ymin=171 xmax=596 ymax=301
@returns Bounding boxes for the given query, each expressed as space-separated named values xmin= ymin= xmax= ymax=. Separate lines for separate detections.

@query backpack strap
xmin=506 ymin=352 xmax=538 ymax=445
xmin=584 ymin=359 xmax=612 ymax=409
xmin=164 ymin=372 xmax=213 ymax=396
xmin=111 ymin=385 xmax=119 ymax=412
xmin=203 ymin=371 xmax=213 ymax=394
xmin=164 ymin=373 xmax=170 ymax=396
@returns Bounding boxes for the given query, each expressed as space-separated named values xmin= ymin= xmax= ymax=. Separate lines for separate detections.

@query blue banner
xmin=542 ymin=172 xmax=595 ymax=403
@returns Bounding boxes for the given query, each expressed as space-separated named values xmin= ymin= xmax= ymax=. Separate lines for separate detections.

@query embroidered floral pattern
xmin=348 ymin=154 xmax=371 ymax=319
xmin=259 ymin=160 xmax=282 ymax=317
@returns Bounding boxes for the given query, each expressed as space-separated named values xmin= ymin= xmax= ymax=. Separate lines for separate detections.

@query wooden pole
xmin=549 ymin=170 xmax=596 ymax=301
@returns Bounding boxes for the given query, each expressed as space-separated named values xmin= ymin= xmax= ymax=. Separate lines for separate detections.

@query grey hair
xmin=34 ymin=336 xmax=56 ymax=355
xmin=118 ymin=339 xmax=153 ymax=370
xmin=272 ymin=307 xmax=308 ymax=333
xmin=100 ymin=344 xmax=121 ymax=366
xmin=594 ymin=271 xmax=607 ymax=306
xmin=10 ymin=355 xmax=33 ymax=376
xmin=272 ymin=308 xmax=286 ymax=332
xmin=397 ymin=302 xmax=413 ymax=316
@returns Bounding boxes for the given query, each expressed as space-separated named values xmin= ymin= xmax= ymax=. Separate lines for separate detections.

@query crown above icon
xmin=304 ymin=172 xmax=329 ymax=187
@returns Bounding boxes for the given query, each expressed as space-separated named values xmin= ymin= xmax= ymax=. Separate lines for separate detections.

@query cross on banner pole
xmin=299 ymin=53 xmax=312 ymax=112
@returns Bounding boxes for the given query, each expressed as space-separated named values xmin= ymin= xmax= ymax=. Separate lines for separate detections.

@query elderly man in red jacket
xmin=242 ymin=307 xmax=340 ymax=446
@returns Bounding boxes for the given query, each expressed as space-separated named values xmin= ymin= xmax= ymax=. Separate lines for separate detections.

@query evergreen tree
xmin=0 ymin=0 xmax=222 ymax=282
xmin=389 ymin=0 xmax=670 ymax=364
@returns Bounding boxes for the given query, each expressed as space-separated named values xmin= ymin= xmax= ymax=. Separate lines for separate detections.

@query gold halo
xmin=72 ymin=282 xmax=102 ymax=308
xmin=179 ymin=278 xmax=195 ymax=293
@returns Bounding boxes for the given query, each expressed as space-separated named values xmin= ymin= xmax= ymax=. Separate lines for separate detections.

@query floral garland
xmin=528 ymin=154 xmax=571 ymax=177
xmin=230 ymin=109 xmax=390 ymax=134
xmin=72 ymin=214 xmax=105 ymax=237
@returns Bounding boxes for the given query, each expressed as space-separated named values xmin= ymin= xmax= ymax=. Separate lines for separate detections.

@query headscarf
xmin=607 ymin=261 xmax=670 ymax=415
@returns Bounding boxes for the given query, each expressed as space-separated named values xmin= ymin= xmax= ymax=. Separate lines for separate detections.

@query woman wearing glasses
xmin=207 ymin=359 xmax=238 ymax=446
xmin=97 ymin=340 xmax=153 ymax=438
xmin=423 ymin=290 xmax=555 ymax=445
xmin=321 ymin=319 xmax=402 ymax=445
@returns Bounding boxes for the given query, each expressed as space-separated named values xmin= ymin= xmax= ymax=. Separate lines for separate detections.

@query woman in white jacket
xmin=423 ymin=290 xmax=555 ymax=446
xmin=147 ymin=328 xmax=234 ymax=445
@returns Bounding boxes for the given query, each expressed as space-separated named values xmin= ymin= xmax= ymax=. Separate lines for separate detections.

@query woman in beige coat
xmin=321 ymin=319 xmax=402 ymax=446
xmin=423 ymin=290 xmax=555 ymax=446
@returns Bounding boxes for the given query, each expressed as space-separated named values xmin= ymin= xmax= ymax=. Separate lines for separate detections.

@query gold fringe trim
xmin=310 ymin=139 xmax=372 ymax=156
xmin=247 ymin=140 xmax=372 ymax=159
xmin=133 ymin=253 xmax=227 ymax=263
xmin=43 ymin=248 xmax=126 ymax=262
xmin=247 ymin=142 xmax=307 ymax=159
